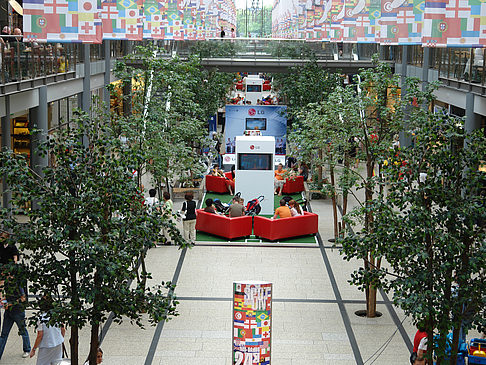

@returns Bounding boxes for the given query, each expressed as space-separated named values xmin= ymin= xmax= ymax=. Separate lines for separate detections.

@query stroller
xmin=245 ymin=195 xmax=265 ymax=216
xmin=214 ymin=192 xmax=241 ymax=214
xmin=282 ymin=195 xmax=308 ymax=212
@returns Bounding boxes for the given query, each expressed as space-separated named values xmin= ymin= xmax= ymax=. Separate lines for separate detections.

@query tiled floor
xmin=1 ymin=195 xmax=481 ymax=365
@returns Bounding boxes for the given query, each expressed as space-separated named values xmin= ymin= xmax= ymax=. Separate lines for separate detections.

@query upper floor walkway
xmin=0 ymin=38 xmax=485 ymax=97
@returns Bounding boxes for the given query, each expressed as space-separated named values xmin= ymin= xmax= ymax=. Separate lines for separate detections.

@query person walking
xmin=29 ymin=297 xmax=65 ymax=365
xmin=162 ymin=192 xmax=174 ymax=246
xmin=181 ymin=192 xmax=197 ymax=244
xmin=0 ymin=281 xmax=31 ymax=359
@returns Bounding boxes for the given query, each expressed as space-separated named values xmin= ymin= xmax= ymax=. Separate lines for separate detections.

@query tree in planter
xmin=333 ymin=58 xmax=403 ymax=318
xmin=341 ymin=80 xmax=486 ymax=363
xmin=273 ymin=62 xmax=341 ymax=187
xmin=113 ymin=46 xmax=233 ymax=193
xmin=0 ymin=110 xmax=187 ymax=365
xmin=292 ymin=84 xmax=363 ymax=240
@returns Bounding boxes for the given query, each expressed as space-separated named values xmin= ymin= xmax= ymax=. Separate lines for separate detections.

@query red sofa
xmin=282 ymin=175 xmax=305 ymax=194
xmin=205 ymin=172 xmax=233 ymax=193
xmin=253 ymin=212 xmax=318 ymax=241
xmin=196 ymin=209 xmax=252 ymax=239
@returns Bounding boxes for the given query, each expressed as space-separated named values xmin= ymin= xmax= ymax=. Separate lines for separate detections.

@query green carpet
xmin=197 ymin=192 xmax=317 ymax=244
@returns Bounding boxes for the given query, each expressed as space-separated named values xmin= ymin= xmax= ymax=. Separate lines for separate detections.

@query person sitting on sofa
xmin=273 ymin=199 xmax=291 ymax=219
xmin=229 ymin=197 xmax=245 ymax=217
xmin=274 ymin=163 xmax=287 ymax=196
xmin=204 ymin=198 xmax=217 ymax=214
xmin=211 ymin=164 xmax=225 ymax=178
xmin=288 ymin=200 xmax=302 ymax=217
xmin=211 ymin=164 xmax=234 ymax=195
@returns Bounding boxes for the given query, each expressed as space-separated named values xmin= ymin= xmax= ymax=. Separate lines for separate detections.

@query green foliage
xmin=113 ymin=44 xmax=234 ymax=189
xmin=236 ymin=7 xmax=272 ymax=37
xmin=0 ymin=108 xmax=188 ymax=364
xmin=272 ymin=61 xmax=342 ymax=118
xmin=341 ymin=79 xmax=486 ymax=363
xmin=189 ymin=40 xmax=242 ymax=58
xmin=269 ymin=41 xmax=316 ymax=60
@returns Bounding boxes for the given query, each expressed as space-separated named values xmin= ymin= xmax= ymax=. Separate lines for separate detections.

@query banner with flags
xmin=143 ymin=0 xmax=168 ymax=39
xmin=100 ymin=0 xmax=143 ymax=40
xmin=24 ymin=0 xmax=234 ymax=42
xmin=24 ymin=0 xmax=102 ymax=43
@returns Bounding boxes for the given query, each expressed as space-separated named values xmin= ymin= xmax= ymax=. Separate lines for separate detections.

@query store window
xmin=12 ymin=115 xmax=30 ymax=160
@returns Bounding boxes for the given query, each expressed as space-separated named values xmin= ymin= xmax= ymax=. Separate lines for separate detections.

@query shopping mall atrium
xmin=0 ymin=0 xmax=485 ymax=364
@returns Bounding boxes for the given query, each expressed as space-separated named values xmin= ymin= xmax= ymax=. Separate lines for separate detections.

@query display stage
xmin=197 ymin=192 xmax=318 ymax=244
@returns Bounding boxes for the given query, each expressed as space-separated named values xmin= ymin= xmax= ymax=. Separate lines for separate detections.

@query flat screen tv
xmin=238 ymin=153 xmax=273 ymax=171
xmin=245 ymin=118 xmax=267 ymax=131
xmin=246 ymin=85 xmax=262 ymax=92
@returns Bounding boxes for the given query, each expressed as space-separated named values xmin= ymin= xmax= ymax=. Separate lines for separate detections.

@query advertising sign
xmin=225 ymin=105 xmax=287 ymax=165
xmin=233 ymin=281 xmax=272 ymax=365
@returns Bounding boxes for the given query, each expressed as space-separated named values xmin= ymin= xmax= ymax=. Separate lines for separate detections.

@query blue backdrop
xmin=224 ymin=105 xmax=288 ymax=159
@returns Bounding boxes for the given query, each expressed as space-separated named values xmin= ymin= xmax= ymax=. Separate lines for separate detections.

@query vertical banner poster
xmin=233 ymin=281 xmax=272 ymax=365
xmin=224 ymin=105 xmax=287 ymax=166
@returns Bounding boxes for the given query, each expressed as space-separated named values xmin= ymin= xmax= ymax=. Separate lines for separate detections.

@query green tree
xmin=342 ymin=79 xmax=486 ymax=363
xmin=114 ymin=45 xmax=233 ymax=192
xmin=236 ymin=6 xmax=272 ymax=37
xmin=292 ymin=86 xmax=360 ymax=240
xmin=0 ymin=109 xmax=186 ymax=365
xmin=272 ymin=61 xmax=341 ymax=119
xmin=336 ymin=59 xmax=402 ymax=318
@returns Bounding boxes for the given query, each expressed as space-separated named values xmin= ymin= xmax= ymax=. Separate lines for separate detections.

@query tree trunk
xmin=69 ymin=253 xmax=79 ymax=365
xmin=367 ymin=285 xmax=377 ymax=318
xmin=364 ymin=157 xmax=376 ymax=317
xmin=318 ymin=148 xmax=323 ymax=187
xmin=88 ymin=323 xmax=100 ymax=365
xmin=329 ymin=164 xmax=338 ymax=240
xmin=341 ymin=155 xmax=350 ymax=238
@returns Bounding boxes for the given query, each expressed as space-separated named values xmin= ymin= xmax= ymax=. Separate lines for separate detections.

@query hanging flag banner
xmin=100 ymin=0 xmax=143 ymax=40
xmin=24 ymin=0 xmax=102 ymax=43
xmin=143 ymin=0 xmax=168 ymax=39
xmin=24 ymin=0 xmax=234 ymax=42
xmin=233 ymin=281 xmax=272 ymax=365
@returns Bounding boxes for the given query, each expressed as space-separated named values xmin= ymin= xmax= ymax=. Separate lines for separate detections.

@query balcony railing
xmin=2 ymin=37 xmax=484 ymax=92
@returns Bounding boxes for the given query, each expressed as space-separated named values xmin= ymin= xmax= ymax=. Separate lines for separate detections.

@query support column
xmin=82 ymin=44 xmax=91 ymax=147
xmin=422 ymin=47 xmax=430 ymax=91
xmin=1 ymin=96 xmax=11 ymax=209
xmin=399 ymin=45 xmax=412 ymax=148
xmin=82 ymin=44 xmax=91 ymax=114
xmin=36 ymin=86 xmax=49 ymax=176
xmin=104 ymin=40 xmax=111 ymax=114
xmin=465 ymin=92 xmax=479 ymax=144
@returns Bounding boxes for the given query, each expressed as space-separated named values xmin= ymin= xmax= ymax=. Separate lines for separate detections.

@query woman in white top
xmin=288 ymin=200 xmax=302 ymax=217
xmin=29 ymin=297 xmax=65 ymax=365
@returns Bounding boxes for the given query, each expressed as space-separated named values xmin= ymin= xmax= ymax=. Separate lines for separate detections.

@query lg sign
xmin=249 ymin=145 xmax=260 ymax=150
xmin=248 ymin=108 xmax=264 ymax=116
xmin=250 ymin=145 xmax=255 ymax=150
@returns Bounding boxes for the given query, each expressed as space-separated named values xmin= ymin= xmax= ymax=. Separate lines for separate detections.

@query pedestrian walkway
xmin=1 ymin=196 xmax=481 ymax=365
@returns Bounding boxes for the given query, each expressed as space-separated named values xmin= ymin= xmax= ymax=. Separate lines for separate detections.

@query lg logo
xmin=249 ymin=145 xmax=260 ymax=150
xmin=250 ymin=145 xmax=255 ymax=150
xmin=248 ymin=108 xmax=265 ymax=116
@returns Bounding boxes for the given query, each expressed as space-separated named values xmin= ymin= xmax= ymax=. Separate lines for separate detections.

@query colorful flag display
xmin=23 ymin=0 xmax=236 ymax=42
xmin=272 ymin=0 xmax=486 ymax=46
xmin=233 ymin=281 xmax=272 ymax=365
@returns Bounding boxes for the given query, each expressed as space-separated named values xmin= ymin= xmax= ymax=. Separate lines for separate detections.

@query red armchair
xmin=205 ymin=172 xmax=233 ymax=193
xmin=253 ymin=212 xmax=318 ymax=241
xmin=196 ymin=209 xmax=252 ymax=239
xmin=282 ymin=175 xmax=305 ymax=194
